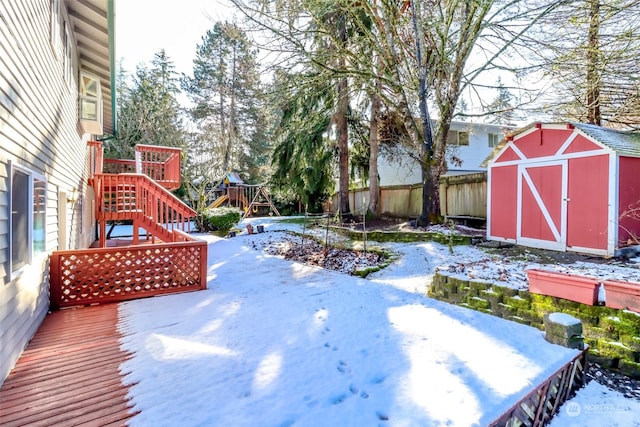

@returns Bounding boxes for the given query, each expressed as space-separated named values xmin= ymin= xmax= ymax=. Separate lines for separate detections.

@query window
xmin=488 ymin=133 xmax=501 ymax=147
xmin=79 ymin=72 xmax=103 ymax=134
xmin=9 ymin=162 xmax=47 ymax=278
xmin=49 ymin=0 xmax=62 ymax=59
xmin=63 ymin=21 xmax=74 ymax=88
xmin=447 ymin=130 xmax=469 ymax=146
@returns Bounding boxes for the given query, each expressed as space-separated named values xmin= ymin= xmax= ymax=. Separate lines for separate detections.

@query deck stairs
xmin=89 ymin=142 xmax=197 ymax=247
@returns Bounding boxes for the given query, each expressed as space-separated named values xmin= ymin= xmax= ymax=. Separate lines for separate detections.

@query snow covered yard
xmin=116 ymin=217 xmax=640 ymax=426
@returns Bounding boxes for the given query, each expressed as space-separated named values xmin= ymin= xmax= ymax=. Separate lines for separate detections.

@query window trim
xmin=79 ymin=72 xmax=103 ymax=134
xmin=8 ymin=161 xmax=48 ymax=281
xmin=63 ymin=20 xmax=74 ymax=89
xmin=447 ymin=130 xmax=470 ymax=146
xmin=49 ymin=0 xmax=62 ymax=60
xmin=488 ymin=133 xmax=500 ymax=148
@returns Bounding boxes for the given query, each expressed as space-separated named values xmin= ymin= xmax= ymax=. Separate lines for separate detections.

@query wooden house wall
xmin=0 ymin=0 xmax=96 ymax=384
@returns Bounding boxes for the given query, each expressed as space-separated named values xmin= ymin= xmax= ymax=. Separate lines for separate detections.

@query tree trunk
xmin=586 ymin=0 xmax=601 ymax=125
xmin=337 ymin=74 xmax=350 ymax=218
xmin=410 ymin=1 xmax=435 ymax=226
xmin=336 ymin=16 xmax=351 ymax=219
xmin=368 ymin=76 xmax=382 ymax=217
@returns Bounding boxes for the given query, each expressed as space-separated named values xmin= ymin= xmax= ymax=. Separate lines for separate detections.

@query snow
xmin=548 ymin=312 xmax=581 ymax=327
xmin=549 ymin=381 xmax=640 ymax=427
xmin=115 ymin=217 xmax=640 ymax=426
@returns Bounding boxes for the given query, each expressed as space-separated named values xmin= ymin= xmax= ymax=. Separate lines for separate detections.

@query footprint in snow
xmin=371 ymin=374 xmax=386 ymax=384
xmin=376 ymin=411 xmax=389 ymax=421
xmin=337 ymin=360 xmax=351 ymax=375
xmin=330 ymin=393 xmax=348 ymax=405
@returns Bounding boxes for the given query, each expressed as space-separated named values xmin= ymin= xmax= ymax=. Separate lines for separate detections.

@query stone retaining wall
xmin=429 ymin=271 xmax=640 ymax=378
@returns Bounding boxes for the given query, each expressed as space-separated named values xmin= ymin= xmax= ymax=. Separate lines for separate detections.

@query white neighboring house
xmin=378 ymin=121 xmax=512 ymax=185
xmin=0 ymin=0 xmax=115 ymax=385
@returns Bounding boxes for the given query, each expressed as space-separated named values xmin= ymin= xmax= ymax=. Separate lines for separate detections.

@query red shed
xmin=487 ymin=122 xmax=640 ymax=256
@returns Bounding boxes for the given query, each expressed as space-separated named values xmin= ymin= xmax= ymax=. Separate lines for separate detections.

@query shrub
xmin=198 ymin=207 xmax=242 ymax=233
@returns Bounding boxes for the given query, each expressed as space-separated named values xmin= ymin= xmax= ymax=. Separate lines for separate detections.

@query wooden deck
xmin=0 ymin=304 xmax=137 ymax=426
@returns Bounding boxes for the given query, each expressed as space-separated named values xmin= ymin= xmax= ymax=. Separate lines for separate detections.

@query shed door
xmin=517 ymin=160 xmax=567 ymax=251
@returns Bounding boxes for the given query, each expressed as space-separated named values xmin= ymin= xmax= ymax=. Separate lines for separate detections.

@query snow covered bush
xmin=199 ymin=207 xmax=242 ymax=233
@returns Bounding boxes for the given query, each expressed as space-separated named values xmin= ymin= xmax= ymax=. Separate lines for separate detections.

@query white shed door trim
xmin=516 ymin=160 xmax=568 ymax=251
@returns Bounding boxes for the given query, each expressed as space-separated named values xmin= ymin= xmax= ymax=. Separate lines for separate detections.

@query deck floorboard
xmin=0 ymin=304 xmax=137 ymax=427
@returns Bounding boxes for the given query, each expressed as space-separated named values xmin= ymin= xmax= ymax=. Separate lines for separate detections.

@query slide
xmin=209 ymin=194 xmax=229 ymax=209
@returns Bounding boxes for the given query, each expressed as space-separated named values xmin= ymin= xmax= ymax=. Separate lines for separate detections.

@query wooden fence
xmin=49 ymin=237 xmax=207 ymax=310
xmin=326 ymin=184 xmax=424 ymax=218
xmin=489 ymin=349 xmax=588 ymax=427
xmin=326 ymin=172 xmax=487 ymax=221
xmin=439 ymin=172 xmax=487 ymax=221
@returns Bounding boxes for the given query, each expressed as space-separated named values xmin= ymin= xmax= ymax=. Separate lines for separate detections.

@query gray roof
xmin=572 ymin=123 xmax=640 ymax=158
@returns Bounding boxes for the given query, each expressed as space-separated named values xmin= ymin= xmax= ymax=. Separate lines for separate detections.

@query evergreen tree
xmin=484 ymin=77 xmax=515 ymax=125
xmin=182 ymin=21 xmax=265 ymax=181
xmin=110 ymin=50 xmax=184 ymax=159
xmin=269 ymin=72 xmax=335 ymax=213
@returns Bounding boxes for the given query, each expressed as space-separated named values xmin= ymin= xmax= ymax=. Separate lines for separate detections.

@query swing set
xmin=208 ymin=172 xmax=280 ymax=218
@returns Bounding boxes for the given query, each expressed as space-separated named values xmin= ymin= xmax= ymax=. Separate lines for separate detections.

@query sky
xmin=113 ymin=217 xmax=640 ymax=427
xmin=112 ymin=1 xmax=529 ymax=124
xmin=115 ymin=0 xmax=235 ymax=77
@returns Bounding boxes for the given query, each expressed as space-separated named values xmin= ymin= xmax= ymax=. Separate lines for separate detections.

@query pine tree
xmin=111 ymin=50 xmax=185 ymax=159
xmin=182 ymin=21 xmax=265 ymax=181
xmin=485 ymin=77 xmax=515 ymax=125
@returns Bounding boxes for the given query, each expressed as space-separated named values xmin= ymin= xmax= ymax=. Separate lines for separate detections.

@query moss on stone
xmin=446 ymin=291 xmax=468 ymax=305
xmin=583 ymin=325 xmax=619 ymax=341
xmin=468 ymin=297 xmax=491 ymax=310
xmin=459 ymin=286 xmax=479 ymax=298
xmin=353 ymin=266 xmax=382 ymax=278
xmin=619 ymin=335 xmax=640 ymax=352
xmin=424 ymin=269 xmax=640 ymax=371
xmin=517 ymin=290 xmax=533 ymax=300
xmin=619 ymin=309 xmax=640 ymax=324
xmin=600 ymin=316 xmax=640 ymax=338
xmin=510 ymin=315 xmax=531 ymax=326
xmin=447 ymin=276 xmax=469 ymax=290
xmin=618 ymin=359 xmax=640 ymax=379
xmin=506 ymin=295 xmax=531 ymax=310
xmin=517 ymin=308 xmax=543 ymax=326
xmin=329 ymin=227 xmax=472 ymax=245
xmin=469 ymin=280 xmax=490 ymax=292
xmin=596 ymin=340 xmax=636 ymax=361
xmin=495 ymin=303 xmax=518 ymax=318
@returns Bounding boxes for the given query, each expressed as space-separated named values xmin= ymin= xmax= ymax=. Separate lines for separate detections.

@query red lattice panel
xmin=50 ymin=241 xmax=207 ymax=309
xmin=489 ymin=349 xmax=587 ymax=427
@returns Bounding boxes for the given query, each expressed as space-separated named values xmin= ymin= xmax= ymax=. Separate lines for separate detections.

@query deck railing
xmin=134 ymin=144 xmax=182 ymax=190
xmin=103 ymin=158 xmax=136 ymax=174
xmin=49 ymin=236 xmax=207 ymax=310
xmin=99 ymin=144 xmax=182 ymax=190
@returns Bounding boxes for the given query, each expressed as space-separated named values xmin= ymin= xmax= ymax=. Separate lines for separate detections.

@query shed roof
xmin=571 ymin=123 xmax=640 ymax=157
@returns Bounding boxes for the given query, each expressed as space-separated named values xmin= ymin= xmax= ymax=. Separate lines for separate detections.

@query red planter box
xmin=602 ymin=279 xmax=640 ymax=313
xmin=526 ymin=269 xmax=599 ymax=306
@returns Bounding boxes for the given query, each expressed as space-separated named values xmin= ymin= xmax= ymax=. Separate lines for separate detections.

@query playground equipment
xmin=210 ymin=194 xmax=229 ymax=208
xmin=208 ymin=172 xmax=280 ymax=218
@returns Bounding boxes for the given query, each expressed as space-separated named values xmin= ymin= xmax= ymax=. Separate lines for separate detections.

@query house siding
xmin=0 ymin=0 xmax=97 ymax=384
xmin=377 ymin=122 xmax=510 ymax=187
